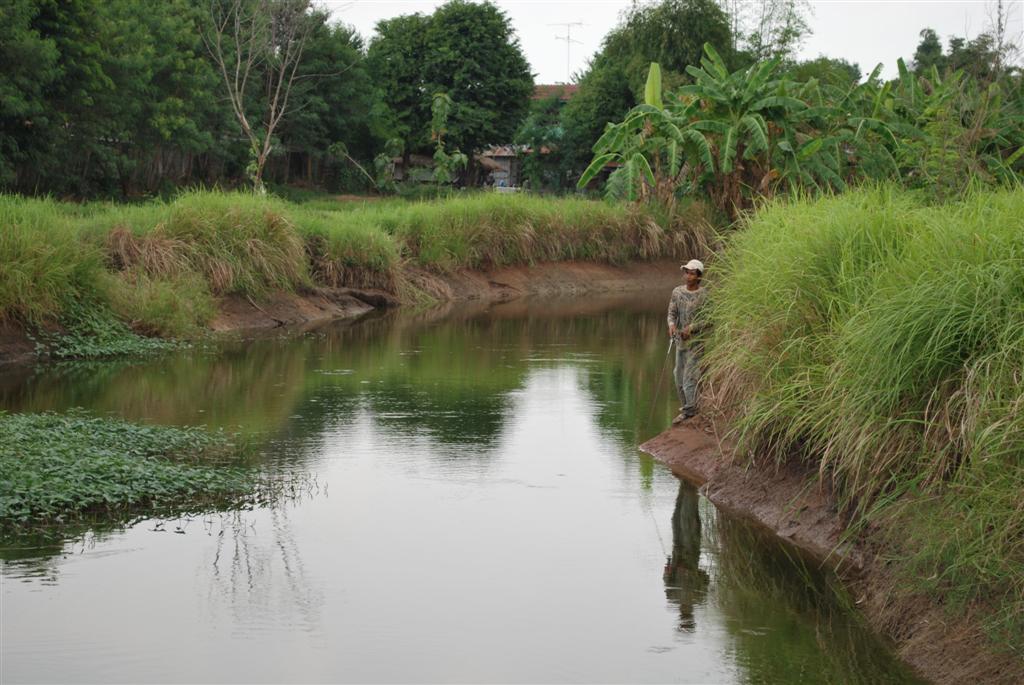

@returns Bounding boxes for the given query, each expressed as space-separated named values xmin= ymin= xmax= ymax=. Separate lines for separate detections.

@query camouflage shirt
xmin=667 ymin=285 xmax=708 ymax=343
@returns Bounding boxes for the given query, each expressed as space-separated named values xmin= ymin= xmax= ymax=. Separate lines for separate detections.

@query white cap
xmin=681 ymin=259 xmax=704 ymax=273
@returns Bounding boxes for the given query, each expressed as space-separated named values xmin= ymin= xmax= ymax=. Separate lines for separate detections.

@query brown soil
xmin=641 ymin=419 xmax=1024 ymax=685
xmin=210 ymin=287 xmax=395 ymax=333
xmin=426 ymin=260 xmax=682 ymax=302
xmin=0 ymin=260 xmax=682 ymax=367
xmin=0 ymin=322 xmax=35 ymax=368
xmin=211 ymin=260 xmax=681 ymax=333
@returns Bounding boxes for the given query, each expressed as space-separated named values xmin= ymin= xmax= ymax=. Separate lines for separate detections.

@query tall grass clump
xmin=293 ymin=207 xmax=399 ymax=291
xmin=0 ymin=196 xmax=105 ymax=324
xmin=100 ymin=190 xmax=309 ymax=297
xmin=345 ymin=193 xmax=710 ymax=271
xmin=705 ymin=186 xmax=1024 ymax=652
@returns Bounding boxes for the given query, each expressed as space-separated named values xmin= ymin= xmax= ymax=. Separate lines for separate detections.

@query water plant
xmin=0 ymin=410 xmax=254 ymax=528
xmin=31 ymin=295 xmax=182 ymax=359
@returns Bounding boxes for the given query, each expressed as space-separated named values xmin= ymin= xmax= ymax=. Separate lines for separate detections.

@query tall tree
xmin=203 ymin=0 xmax=316 ymax=193
xmin=368 ymin=0 xmax=532 ymax=166
xmin=366 ymin=13 xmax=431 ymax=157
xmin=423 ymin=0 xmax=532 ymax=155
xmin=279 ymin=15 xmax=384 ymax=187
xmin=912 ymin=28 xmax=946 ymax=73
xmin=948 ymin=33 xmax=1002 ymax=82
xmin=601 ymin=0 xmax=735 ymax=94
xmin=514 ymin=94 xmax=567 ymax=189
xmin=0 ymin=0 xmax=61 ymax=186
xmin=9 ymin=0 xmax=117 ymax=194
xmin=730 ymin=0 xmax=813 ymax=62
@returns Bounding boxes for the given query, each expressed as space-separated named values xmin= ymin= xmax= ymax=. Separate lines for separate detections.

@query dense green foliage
xmin=912 ymin=26 xmax=1014 ymax=81
xmin=0 ymin=411 xmax=252 ymax=526
xmin=548 ymin=0 xmax=822 ymax=190
xmin=0 ymin=0 xmax=381 ymax=197
xmin=367 ymin=0 xmax=533 ymax=169
xmin=552 ymin=0 xmax=739 ymax=189
xmin=599 ymin=0 xmax=735 ymax=96
xmin=32 ymin=297 xmax=182 ymax=359
xmin=704 ymin=187 xmax=1024 ymax=652
xmin=514 ymin=95 xmax=567 ymax=189
xmin=4 ymin=0 xmax=1015 ymax=200
xmin=581 ymin=45 xmax=1024 ymax=214
xmin=277 ymin=14 xmax=385 ymax=189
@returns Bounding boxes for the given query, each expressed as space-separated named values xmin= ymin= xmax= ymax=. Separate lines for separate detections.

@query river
xmin=0 ymin=292 xmax=922 ymax=683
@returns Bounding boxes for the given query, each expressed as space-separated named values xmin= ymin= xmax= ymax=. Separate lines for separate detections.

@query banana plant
xmin=578 ymin=47 xmax=1024 ymax=212
xmin=577 ymin=63 xmax=712 ymax=209
xmin=672 ymin=43 xmax=806 ymax=217
xmin=779 ymin=67 xmax=905 ymax=190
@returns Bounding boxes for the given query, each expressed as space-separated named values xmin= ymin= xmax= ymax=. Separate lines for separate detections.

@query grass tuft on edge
xmin=704 ymin=185 xmax=1024 ymax=652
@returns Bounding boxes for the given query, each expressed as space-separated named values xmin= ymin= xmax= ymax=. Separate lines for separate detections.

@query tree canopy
xmin=911 ymin=25 xmax=1019 ymax=81
xmin=2 ymin=0 xmax=1020 ymax=199
xmin=368 ymin=0 xmax=533 ymax=158
xmin=551 ymin=0 xmax=738 ymax=188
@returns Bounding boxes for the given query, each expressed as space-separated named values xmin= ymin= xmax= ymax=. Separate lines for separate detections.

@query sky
xmin=317 ymin=0 xmax=1024 ymax=83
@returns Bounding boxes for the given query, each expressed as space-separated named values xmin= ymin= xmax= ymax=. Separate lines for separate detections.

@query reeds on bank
xmin=0 ymin=190 xmax=709 ymax=337
xmin=705 ymin=186 xmax=1024 ymax=651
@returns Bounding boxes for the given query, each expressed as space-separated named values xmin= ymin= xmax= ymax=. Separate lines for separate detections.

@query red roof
xmin=532 ymin=84 xmax=578 ymax=101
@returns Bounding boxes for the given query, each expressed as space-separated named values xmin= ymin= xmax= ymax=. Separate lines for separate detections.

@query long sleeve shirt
xmin=667 ymin=285 xmax=708 ymax=343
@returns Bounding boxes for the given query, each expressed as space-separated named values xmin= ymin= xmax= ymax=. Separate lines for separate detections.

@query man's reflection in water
xmin=663 ymin=481 xmax=710 ymax=633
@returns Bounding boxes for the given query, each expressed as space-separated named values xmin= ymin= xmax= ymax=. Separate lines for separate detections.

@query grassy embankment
xmin=704 ymin=187 xmax=1024 ymax=656
xmin=0 ymin=190 xmax=706 ymax=527
xmin=1 ymin=190 xmax=708 ymax=344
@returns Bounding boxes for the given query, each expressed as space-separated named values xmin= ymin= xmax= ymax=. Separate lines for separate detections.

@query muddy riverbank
xmin=642 ymin=421 xmax=1024 ymax=685
xmin=0 ymin=260 xmax=682 ymax=367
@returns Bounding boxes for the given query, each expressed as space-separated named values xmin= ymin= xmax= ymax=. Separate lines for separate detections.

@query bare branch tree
xmin=987 ymin=0 xmax=1023 ymax=77
xmin=202 ymin=0 xmax=314 ymax=193
xmin=735 ymin=0 xmax=813 ymax=62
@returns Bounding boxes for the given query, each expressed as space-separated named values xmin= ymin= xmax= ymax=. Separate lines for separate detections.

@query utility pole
xmin=550 ymin=22 xmax=584 ymax=83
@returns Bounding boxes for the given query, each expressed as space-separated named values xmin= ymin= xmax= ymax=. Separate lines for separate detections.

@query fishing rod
xmin=646 ymin=334 xmax=675 ymax=429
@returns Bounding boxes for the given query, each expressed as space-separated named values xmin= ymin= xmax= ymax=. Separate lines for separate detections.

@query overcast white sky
xmin=317 ymin=0 xmax=1024 ymax=83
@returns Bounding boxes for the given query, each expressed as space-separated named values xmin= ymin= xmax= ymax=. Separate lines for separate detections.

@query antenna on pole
xmin=550 ymin=22 xmax=584 ymax=83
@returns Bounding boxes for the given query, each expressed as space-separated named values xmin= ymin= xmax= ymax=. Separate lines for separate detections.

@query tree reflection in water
xmin=205 ymin=506 xmax=323 ymax=638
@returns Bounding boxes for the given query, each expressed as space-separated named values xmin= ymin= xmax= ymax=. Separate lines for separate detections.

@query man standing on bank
xmin=667 ymin=259 xmax=708 ymax=425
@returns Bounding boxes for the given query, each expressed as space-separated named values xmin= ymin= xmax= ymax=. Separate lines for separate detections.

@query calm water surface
xmin=0 ymin=294 xmax=922 ymax=683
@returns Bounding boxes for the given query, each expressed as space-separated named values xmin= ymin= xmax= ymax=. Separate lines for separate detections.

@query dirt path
xmin=642 ymin=420 xmax=1024 ymax=685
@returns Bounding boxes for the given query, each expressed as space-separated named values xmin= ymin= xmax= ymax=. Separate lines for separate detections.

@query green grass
xmin=0 ymin=196 xmax=104 ymax=325
xmin=313 ymin=193 xmax=708 ymax=271
xmin=97 ymin=191 xmax=309 ymax=297
xmin=296 ymin=208 xmax=400 ymax=290
xmin=0 ymin=411 xmax=254 ymax=528
xmin=1 ymin=190 xmax=709 ymax=348
xmin=705 ymin=186 xmax=1024 ymax=653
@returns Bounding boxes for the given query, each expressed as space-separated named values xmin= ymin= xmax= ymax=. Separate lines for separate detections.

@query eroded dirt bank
xmin=0 ymin=260 xmax=682 ymax=367
xmin=214 ymin=260 xmax=681 ymax=331
xmin=642 ymin=421 xmax=1024 ymax=685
